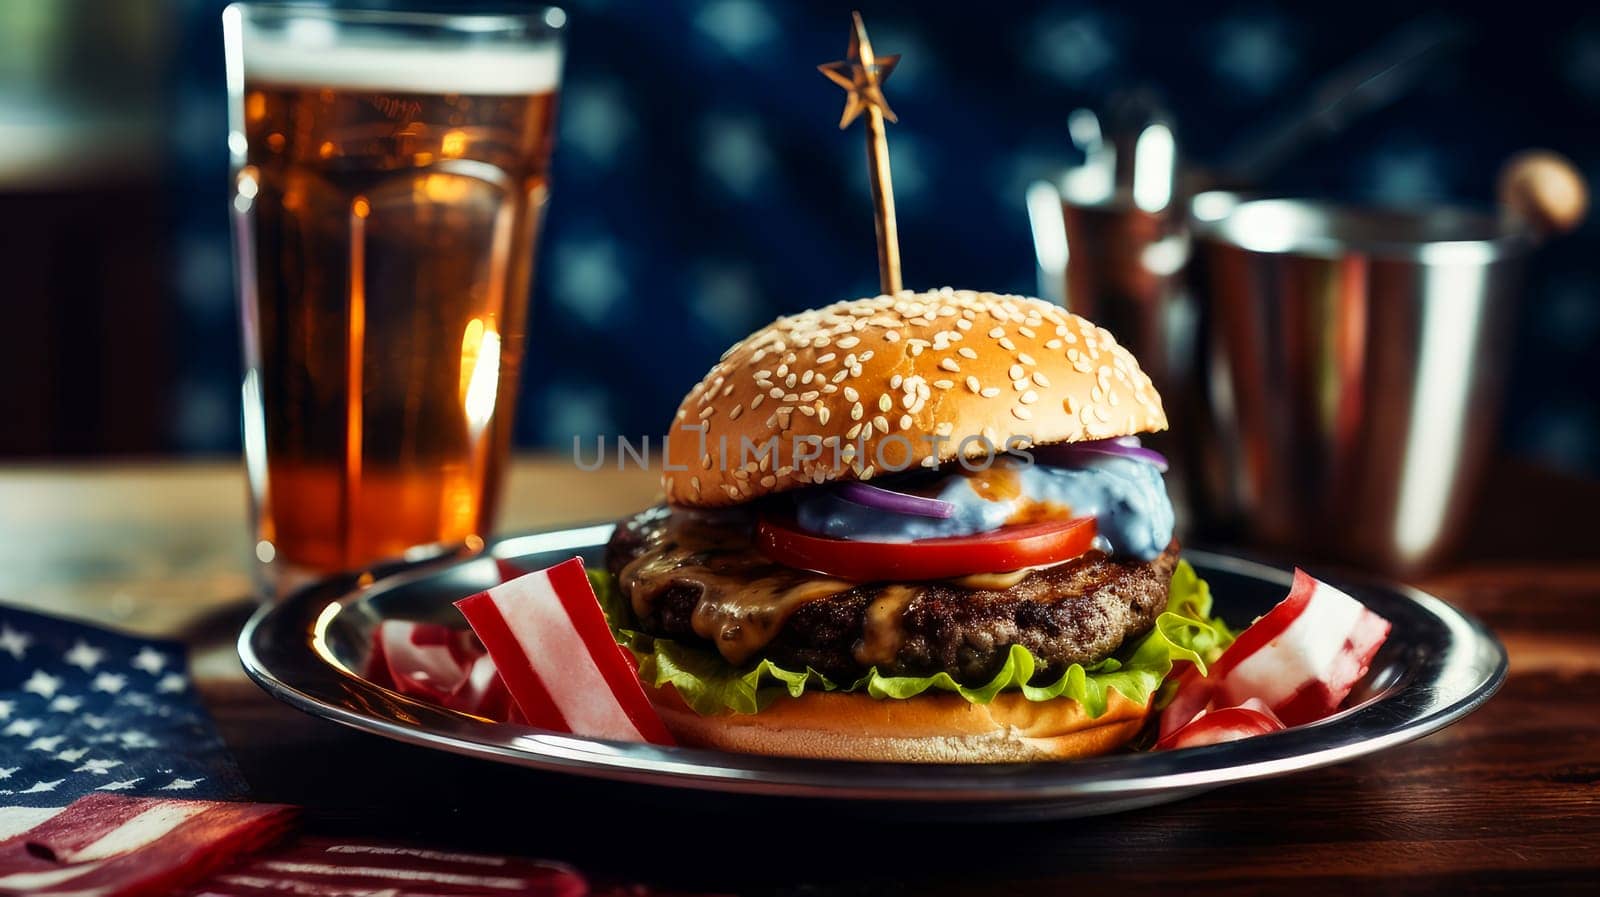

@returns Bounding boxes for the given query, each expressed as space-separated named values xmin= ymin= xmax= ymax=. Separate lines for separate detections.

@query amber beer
xmin=226 ymin=6 xmax=564 ymax=585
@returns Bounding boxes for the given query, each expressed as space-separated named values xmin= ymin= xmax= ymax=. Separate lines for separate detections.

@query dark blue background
xmin=161 ymin=0 xmax=1600 ymax=474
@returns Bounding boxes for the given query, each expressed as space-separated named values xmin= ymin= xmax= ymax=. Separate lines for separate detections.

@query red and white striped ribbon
xmin=456 ymin=557 xmax=673 ymax=745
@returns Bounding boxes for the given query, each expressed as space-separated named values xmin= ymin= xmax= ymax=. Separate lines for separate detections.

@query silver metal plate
xmin=238 ymin=525 xmax=1506 ymax=820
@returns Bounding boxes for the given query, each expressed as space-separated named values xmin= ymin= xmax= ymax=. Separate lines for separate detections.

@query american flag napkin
xmin=0 ymin=603 xmax=246 ymax=807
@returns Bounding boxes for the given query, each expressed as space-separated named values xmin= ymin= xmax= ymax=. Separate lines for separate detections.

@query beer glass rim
xmin=226 ymin=3 xmax=567 ymax=37
xmin=1189 ymin=192 xmax=1531 ymax=264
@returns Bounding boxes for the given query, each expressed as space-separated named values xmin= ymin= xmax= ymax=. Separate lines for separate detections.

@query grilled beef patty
xmin=605 ymin=507 xmax=1177 ymax=685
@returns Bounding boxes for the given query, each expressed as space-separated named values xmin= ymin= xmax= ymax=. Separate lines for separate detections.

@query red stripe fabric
xmin=1208 ymin=567 xmax=1316 ymax=680
xmin=0 ymin=798 xmax=294 ymax=897
xmin=455 ymin=591 xmax=571 ymax=733
xmin=542 ymin=559 xmax=675 ymax=745
xmin=199 ymin=837 xmax=588 ymax=896
xmin=0 ymin=794 xmax=151 ymax=864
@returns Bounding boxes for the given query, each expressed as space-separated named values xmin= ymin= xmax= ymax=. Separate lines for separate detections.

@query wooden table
xmin=2 ymin=457 xmax=1596 ymax=894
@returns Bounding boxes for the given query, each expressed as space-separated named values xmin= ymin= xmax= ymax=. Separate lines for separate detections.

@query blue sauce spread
xmin=793 ymin=456 xmax=1174 ymax=562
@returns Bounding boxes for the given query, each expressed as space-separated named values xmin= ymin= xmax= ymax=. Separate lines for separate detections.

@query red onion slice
xmin=837 ymin=481 xmax=955 ymax=518
xmin=1033 ymin=437 xmax=1169 ymax=472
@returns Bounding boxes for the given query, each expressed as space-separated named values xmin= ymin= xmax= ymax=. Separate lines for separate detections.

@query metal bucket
xmin=1186 ymin=193 xmax=1531 ymax=572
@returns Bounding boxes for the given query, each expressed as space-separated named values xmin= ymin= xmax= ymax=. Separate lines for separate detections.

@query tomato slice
xmin=755 ymin=515 xmax=1098 ymax=582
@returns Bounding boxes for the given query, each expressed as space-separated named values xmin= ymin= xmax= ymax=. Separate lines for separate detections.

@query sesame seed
xmin=980 ymin=387 xmax=1001 ymax=398
xmin=1032 ymin=372 xmax=1050 ymax=387
xmin=800 ymin=390 xmax=819 ymax=401
xmin=890 ymin=374 xmax=903 ymax=389
xmin=939 ymin=358 xmax=961 ymax=373
xmin=801 ymin=370 xmax=814 ymax=385
xmin=934 ymin=379 xmax=954 ymax=389
xmin=999 ymin=338 xmax=1016 ymax=351
xmin=729 ymin=404 xmax=744 ymax=420
xmin=1018 ymin=353 xmax=1037 ymax=366
xmin=958 ymin=347 xmax=978 ymax=359
xmin=816 ymin=353 xmax=836 ymax=364
xmin=1045 ymin=339 xmax=1063 ymax=349
xmin=760 ymin=475 xmax=777 ymax=487
xmin=784 ymin=393 xmax=799 ymax=403
xmin=910 ymin=344 xmax=924 ymax=356
xmin=699 ymin=406 xmax=715 ymax=419
xmin=785 ymin=373 xmax=798 ymax=388
xmin=859 ymin=350 xmax=874 ymax=362
xmin=1009 ymin=364 xmax=1025 ymax=380
xmin=846 ymin=422 xmax=863 ymax=439
xmin=1021 ymin=390 xmax=1039 ymax=404
xmin=818 ymin=406 xmax=831 ymax=424
xmin=798 ymin=405 xmax=815 ymax=417
xmin=900 ymin=414 xmax=913 ymax=430
xmin=1018 ymin=326 xmax=1036 ymax=338
xmin=750 ymin=394 xmax=765 ymax=409
xmin=873 ymin=415 xmax=890 ymax=433
xmin=1012 ymin=406 xmax=1033 ymax=420
xmin=851 ymin=402 xmax=864 ymax=420
xmin=966 ymin=376 xmax=982 ymax=393
xmin=878 ymin=393 xmax=893 ymax=412
xmin=776 ymin=363 xmax=789 ymax=377
xmin=844 ymin=386 xmax=859 ymax=402
xmin=837 ymin=336 xmax=860 ymax=349
xmin=988 ymin=327 xmax=1005 ymax=339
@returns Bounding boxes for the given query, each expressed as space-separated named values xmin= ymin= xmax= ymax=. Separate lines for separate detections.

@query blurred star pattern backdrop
xmin=2 ymin=0 xmax=1597 ymax=474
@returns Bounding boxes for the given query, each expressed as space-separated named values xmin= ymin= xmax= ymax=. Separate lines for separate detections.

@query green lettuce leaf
xmin=587 ymin=560 xmax=1233 ymax=718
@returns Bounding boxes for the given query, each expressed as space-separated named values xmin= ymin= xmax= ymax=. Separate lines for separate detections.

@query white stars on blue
xmin=1212 ymin=16 xmax=1297 ymax=96
xmin=1565 ymin=27 xmax=1600 ymax=98
xmin=63 ymin=640 xmax=106 ymax=672
xmin=173 ymin=379 xmax=237 ymax=452
xmin=691 ymin=264 xmax=762 ymax=341
xmin=541 ymin=381 xmax=618 ymax=447
xmin=702 ymin=115 xmax=774 ymax=198
xmin=551 ymin=238 xmax=628 ymax=325
xmin=0 ymin=626 xmax=31 ymax=661
xmin=0 ymin=606 xmax=242 ymax=805
xmin=1365 ymin=144 xmax=1447 ymax=202
xmin=562 ymin=80 xmax=634 ymax=165
xmin=694 ymin=0 xmax=778 ymax=58
xmin=1027 ymin=12 xmax=1117 ymax=87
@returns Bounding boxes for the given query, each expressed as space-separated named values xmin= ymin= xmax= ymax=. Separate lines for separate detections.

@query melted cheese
xmin=618 ymin=515 xmax=856 ymax=666
xmin=854 ymin=585 xmax=920 ymax=668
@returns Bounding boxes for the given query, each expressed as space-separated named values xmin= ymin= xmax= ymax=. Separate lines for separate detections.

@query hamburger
xmin=597 ymin=288 xmax=1223 ymax=762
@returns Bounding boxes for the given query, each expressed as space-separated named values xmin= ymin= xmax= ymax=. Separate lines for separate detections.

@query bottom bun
xmin=648 ymin=686 xmax=1150 ymax=763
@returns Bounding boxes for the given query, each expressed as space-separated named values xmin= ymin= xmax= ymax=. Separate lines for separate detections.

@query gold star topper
xmin=818 ymin=11 xmax=903 ymax=294
xmin=818 ymin=12 xmax=901 ymax=129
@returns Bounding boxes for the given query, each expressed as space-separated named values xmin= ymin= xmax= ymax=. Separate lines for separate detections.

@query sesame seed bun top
xmin=663 ymin=288 xmax=1167 ymax=507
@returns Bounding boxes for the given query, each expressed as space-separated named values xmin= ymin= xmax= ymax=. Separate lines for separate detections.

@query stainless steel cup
xmin=1186 ymin=193 xmax=1530 ymax=572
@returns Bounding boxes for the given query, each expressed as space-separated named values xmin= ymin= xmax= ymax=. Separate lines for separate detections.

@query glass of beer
xmin=223 ymin=4 xmax=564 ymax=594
